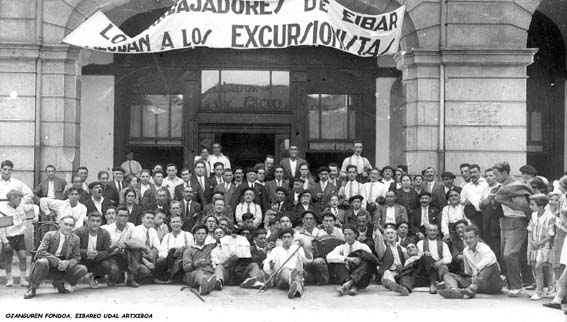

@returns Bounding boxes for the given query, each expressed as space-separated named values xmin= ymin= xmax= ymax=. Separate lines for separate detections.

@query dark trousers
xmin=216 ymin=261 xmax=263 ymax=285
xmin=83 ymin=258 xmax=121 ymax=283
xmin=304 ymin=258 xmax=329 ymax=285
xmin=500 ymin=217 xmax=528 ymax=290
xmin=155 ymin=257 xmax=184 ymax=281
xmin=29 ymin=258 xmax=87 ymax=289
xmin=484 ymin=236 xmax=502 ymax=267
xmin=328 ymin=261 xmax=373 ymax=289
xmin=416 ymin=255 xmax=448 ymax=285
xmin=444 ymin=263 xmax=502 ymax=294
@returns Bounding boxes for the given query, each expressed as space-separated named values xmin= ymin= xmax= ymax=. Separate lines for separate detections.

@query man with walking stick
xmin=262 ymin=227 xmax=312 ymax=299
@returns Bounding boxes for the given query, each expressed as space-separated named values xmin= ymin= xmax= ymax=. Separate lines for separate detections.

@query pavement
xmin=0 ymin=281 xmax=565 ymax=322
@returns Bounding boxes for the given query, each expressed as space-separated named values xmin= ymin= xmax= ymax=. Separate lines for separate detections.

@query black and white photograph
xmin=0 ymin=0 xmax=566 ymax=321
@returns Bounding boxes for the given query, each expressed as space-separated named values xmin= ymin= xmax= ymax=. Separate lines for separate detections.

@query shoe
xmin=214 ymin=278 xmax=223 ymax=291
xmin=88 ymin=275 xmax=99 ymax=289
xmin=525 ymin=283 xmax=537 ymax=290
xmin=288 ymin=281 xmax=299 ymax=299
xmin=437 ymin=281 xmax=446 ymax=290
xmin=23 ymin=288 xmax=36 ymax=299
xmin=64 ymin=283 xmax=75 ymax=293
xmin=240 ymin=277 xmax=257 ymax=289
xmin=543 ymin=302 xmax=562 ymax=310
xmin=153 ymin=278 xmax=166 ymax=284
xmin=507 ymin=288 xmax=524 ymax=298
xmin=53 ymin=282 xmax=69 ymax=293
xmin=126 ymin=278 xmax=139 ymax=288
xmin=562 ymin=297 xmax=567 ymax=304
xmin=400 ymin=287 xmax=409 ymax=296
xmin=438 ymin=288 xmax=464 ymax=299
xmin=461 ymin=287 xmax=476 ymax=298
xmin=206 ymin=275 xmax=217 ymax=293
xmin=295 ymin=281 xmax=304 ymax=298
xmin=199 ymin=276 xmax=209 ymax=295
xmin=429 ymin=284 xmax=438 ymax=295
xmin=251 ymin=281 xmax=264 ymax=289
xmin=19 ymin=277 xmax=29 ymax=287
xmin=164 ymin=279 xmax=175 ymax=285
xmin=389 ymin=282 xmax=409 ymax=296
xmin=348 ymin=286 xmax=358 ymax=296
xmin=6 ymin=277 xmax=13 ymax=287
xmin=337 ymin=285 xmax=347 ymax=297
xmin=531 ymin=292 xmax=543 ymax=301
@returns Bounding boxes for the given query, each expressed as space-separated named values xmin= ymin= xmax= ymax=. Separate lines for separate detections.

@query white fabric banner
xmin=63 ymin=0 xmax=405 ymax=57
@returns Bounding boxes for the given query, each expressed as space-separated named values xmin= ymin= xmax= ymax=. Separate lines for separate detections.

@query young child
xmin=528 ymin=193 xmax=556 ymax=300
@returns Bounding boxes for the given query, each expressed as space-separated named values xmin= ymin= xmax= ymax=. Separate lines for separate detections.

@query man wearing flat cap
xmin=84 ymin=182 xmax=113 ymax=224
xmin=231 ymin=167 xmax=269 ymax=212
xmin=433 ymin=172 xmax=462 ymax=208
xmin=409 ymin=192 xmax=441 ymax=240
xmin=309 ymin=166 xmax=337 ymax=213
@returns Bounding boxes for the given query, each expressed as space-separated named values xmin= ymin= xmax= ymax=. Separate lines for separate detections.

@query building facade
xmin=0 ymin=0 xmax=565 ymax=189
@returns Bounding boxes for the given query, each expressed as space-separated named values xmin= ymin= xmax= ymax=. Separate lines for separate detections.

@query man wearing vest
xmin=416 ymin=224 xmax=452 ymax=294
xmin=375 ymin=226 xmax=412 ymax=296
xmin=439 ymin=224 xmax=502 ymax=299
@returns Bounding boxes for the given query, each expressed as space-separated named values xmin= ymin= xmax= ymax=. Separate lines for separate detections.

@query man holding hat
xmin=84 ymin=182 xmax=113 ymax=223
xmin=309 ymin=166 xmax=337 ymax=212
xmin=234 ymin=187 xmax=262 ymax=228
xmin=263 ymin=227 xmax=312 ymax=299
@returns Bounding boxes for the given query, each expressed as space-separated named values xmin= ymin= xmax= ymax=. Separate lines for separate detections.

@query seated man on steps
xmin=154 ymin=214 xmax=194 ymax=283
xmin=375 ymin=226 xmax=411 ymax=296
xmin=326 ymin=225 xmax=378 ymax=296
xmin=24 ymin=216 xmax=87 ymax=299
xmin=263 ymin=227 xmax=312 ymax=299
xmin=438 ymin=224 xmax=502 ymax=299
xmin=416 ymin=223 xmax=452 ymax=294
xmin=182 ymin=225 xmax=219 ymax=295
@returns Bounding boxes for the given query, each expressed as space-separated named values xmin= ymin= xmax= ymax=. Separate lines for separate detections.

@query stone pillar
xmin=395 ymin=48 xmax=536 ymax=174
xmin=39 ymin=44 xmax=82 ymax=183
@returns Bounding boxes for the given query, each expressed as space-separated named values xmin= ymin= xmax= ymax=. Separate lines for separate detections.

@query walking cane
xmin=258 ymin=245 xmax=302 ymax=293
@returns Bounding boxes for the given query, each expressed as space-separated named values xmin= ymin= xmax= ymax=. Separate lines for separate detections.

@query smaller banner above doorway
xmin=62 ymin=0 xmax=405 ymax=57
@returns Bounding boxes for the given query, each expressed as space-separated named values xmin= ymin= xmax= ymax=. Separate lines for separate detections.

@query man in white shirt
xmin=363 ymin=168 xmax=387 ymax=213
xmin=263 ymin=228 xmax=312 ymax=299
xmin=438 ymin=225 xmax=502 ymax=299
xmin=339 ymin=141 xmax=371 ymax=182
xmin=294 ymin=211 xmax=327 ymax=285
xmin=327 ymin=225 xmax=375 ymax=296
xmin=163 ymin=163 xmax=183 ymax=199
xmin=461 ymin=164 xmax=489 ymax=232
xmin=131 ymin=211 xmax=161 ymax=283
xmin=154 ymin=215 xmax=194 ymax=283
xmin=0 ymin=190 xmax=38 ymax=286
xmin=319 ymin=212 xmax=345 ymax=240
xmin=208 ymin=143 xmax=231 ymax=174
xmin=0 ymin=160 xmax=34 ymax=204
xmin=234 ymin=188 xmax=262 ymax=228
xmin=338 ymin=165 xmax=364 ymax=207
xmin=416 ymin=224 xmax=452 ymax=294
xmin=40 ymin=188 xmax=87 ymax=226
xmin=121 ymin=152 xmax=142 ymax=177
xmin=279 ymin=145 xmax=306 ymax=180
xmin=101 ymin=206 xmax=139 ymax=287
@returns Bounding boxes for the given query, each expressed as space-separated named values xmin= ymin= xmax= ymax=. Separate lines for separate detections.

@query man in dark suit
xmin=214 ymin=168 xmax=237 ymax=208
xmin=421 ymin=167 xmax=444 ymax=208
xmin=24 ymin=216 xmax=88 ymax=299
xmin=273 ymin=187 xmax=294 ymax=214
xmin=74 ymin=212 xmax=120 ymax=286
xmin=374 ymin=191 xmax=409 ymax=231
xmin=139 ymin=169 xmax=158 ymax=210
xmin=279 ymin=145 xmax=306 ymax=181
xmin=396 ymin=222 xmax=417 ymax=247
xmin=448 ymin=219 xmax=467 ymax=275
xmin=34 ymin=165 xmax=67 ymax=200
xmin=153 ymin=189 xmax=171 ymax=215
xmin=174 ymin=168 xmax=193 ymax=202
xmin=432 ymin=172 xmax=463 ymax=209
xmin=83 ymin=182 xmax=113 ymax=220
xmin=126 ymin=202 xmax=144 ymax=226
xmin=97 ymin=170 xmax=118 ymax=206
xmin=309 ymin=166 xmax=337 ymax=213
xmin=107 ymin=167 xmax=125 ymax=205
xmin=231 ymin=167 xmax=269 ymax=212
xmin=265 ymin=166 xmax=290 ymax=203
xmin=409 ymin=192 xmax=441 ymax=240
xmin=179 ymin=186 xmax=202 ymax=231
xmin=189 ymin=161 xmax=209 ymax=206
xmin=292 ymin=190 xmax=317 ymax=226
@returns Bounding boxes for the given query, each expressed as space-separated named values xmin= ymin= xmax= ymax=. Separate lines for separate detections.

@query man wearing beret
xmin=84 ymin=182 xmax=113 ymax=223
xmin=263 ymin=228 xmax=312 ymax=299
xmin=409 ymin=192 xmax=441 ymax=240
xmin=433 ymin=172 xmax=462 ymax=209
xmin=231 ymin=167 xmax=269 ymax=212
xmin=293 ymin=190 xmax=317 ymax=226
xmin=343 ymin=195 xmax=370 ymax=227
xmin=309 ymin=166 xmax=337 ymax=213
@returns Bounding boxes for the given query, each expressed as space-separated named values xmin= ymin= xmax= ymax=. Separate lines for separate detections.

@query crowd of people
xmin=0 ymin=141 xmax=566 ymax=313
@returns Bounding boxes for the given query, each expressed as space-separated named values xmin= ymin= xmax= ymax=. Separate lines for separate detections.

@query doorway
xmin=220 ymin=133 xmax=275 ymax=169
